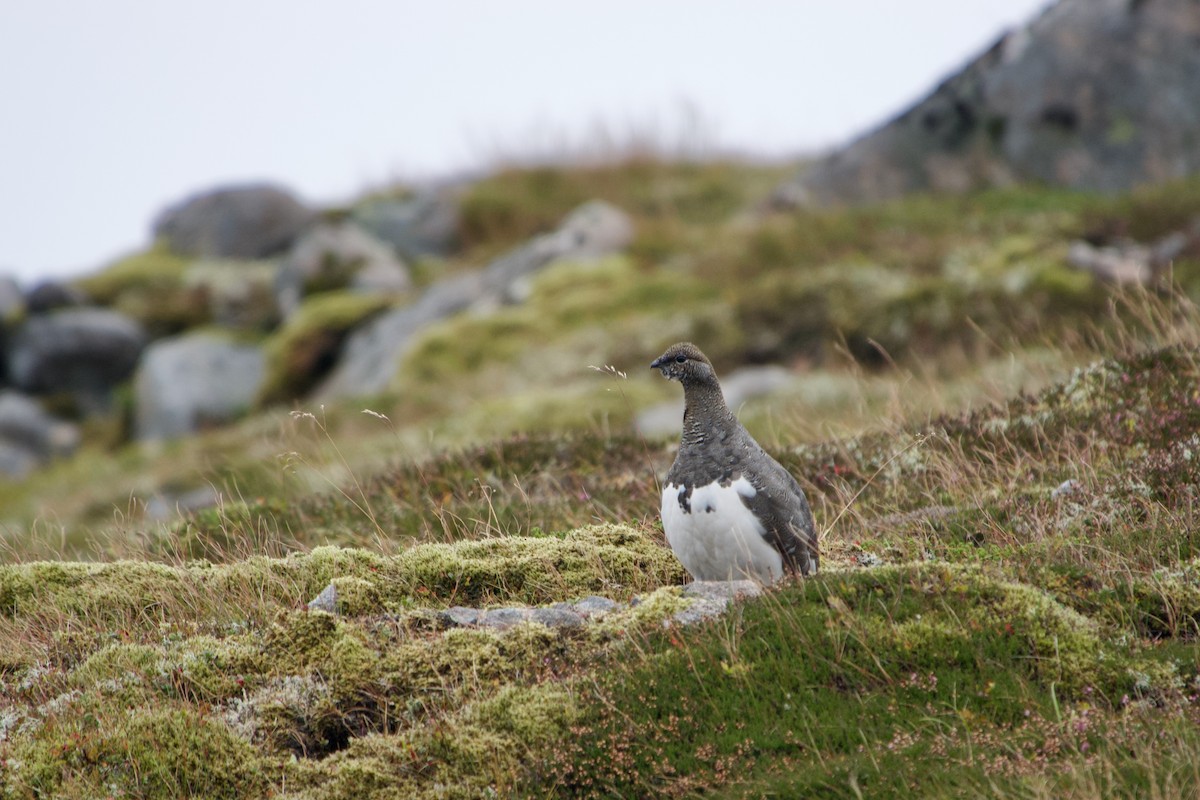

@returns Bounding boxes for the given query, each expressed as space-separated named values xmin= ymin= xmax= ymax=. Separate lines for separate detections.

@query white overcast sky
xmin=0 ymin=1 xmax=1050 ymax=284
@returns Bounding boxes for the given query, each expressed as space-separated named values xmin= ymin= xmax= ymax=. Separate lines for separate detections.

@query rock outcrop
xmin=775 ymin=0 xmax=1200 ymax=206
xmin=8 ymin=308 xmax=146 ymax=412
xmin=24 ymin=280 xmax=88 ymax=313
xmin=134 ymin=332 xmax=266 ymax=440
xmin=350 ymin=190 xmax=460 ymax=258
xmin=315 ymin=200 xmax=633 ymax=400
xmin=154 ymin=184 xmax=315 ymax=259
xmin=275 ymin=220 xmax=411 ymax=318
xmin=0 ymin=391 xmax=79 ymax=478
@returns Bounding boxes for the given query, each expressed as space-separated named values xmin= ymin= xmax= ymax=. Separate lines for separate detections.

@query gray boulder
xmin=0 ymin=391 xmax=80 ymax=478
xmin=184 ymin=259 xmax=280 ymax=330
xmin=136 ymin=333 xmax=267 ymax=443
xmin=275 ymin=220 xmax=411 ymax=318
xmin=312 ymin=271 xmax=484 ymax=400
xmin=673 ymin=580 xmax=763 ymax=626
xmin=154 ymin=183 xmax=315 ymax=259
xmin=350 ymin=191 xmax=460 ymax=258
xmin=775 ymin=0 xmax=1200 ymax=206
xmin=144 ymin=485 xmax=222 ymax=521
xmin=9 ymin=308 xmax=146 ymax=411
xmin=24 ymin=281 xmax=87 ymax=314
xmin=134 ymin=332 xmax=266 ymax=440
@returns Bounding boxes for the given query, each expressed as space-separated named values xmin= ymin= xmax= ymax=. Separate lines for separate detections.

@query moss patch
xmin=72 ymin=243 xmax=209 ymax=337
xmin=539 ymin=564 xmax=1185 ymax=798
xmin=258 ymin=290 xmax=397 ymax=405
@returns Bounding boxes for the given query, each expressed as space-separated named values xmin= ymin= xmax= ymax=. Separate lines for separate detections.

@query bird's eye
xmin=674 ymin=354 xmax=687 ymax=363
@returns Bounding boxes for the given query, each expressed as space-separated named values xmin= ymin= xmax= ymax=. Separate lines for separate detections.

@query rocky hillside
xmin=0 ymin=156 xmax=1199 ymax=798
xmin=3 ymin=158 xmax=1200 ymax=546
xmin=775 ymin=0 xmax=1200 ymax=206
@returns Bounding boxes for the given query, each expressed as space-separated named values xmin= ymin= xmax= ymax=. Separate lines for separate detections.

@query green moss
xmin=5 ymin=705 xmax=267 ymax=799
xmin=467 ymin=683 xmax=580 ymax=747
xmin=395 ymin=256 xmax=726 ymax=428
xmin=0 ymin=525 xmax=682 ymax=659
xmin=258 ymin=290 xmax=397 ymax=405
xmin=538 ymin=563 xmax=1179 ymax=797
xmin=72 ymin=244 xmax=209 ymax=336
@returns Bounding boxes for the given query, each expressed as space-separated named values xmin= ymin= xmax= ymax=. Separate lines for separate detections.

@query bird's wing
xmin=739 ymin=449 xmax=819 ymax=575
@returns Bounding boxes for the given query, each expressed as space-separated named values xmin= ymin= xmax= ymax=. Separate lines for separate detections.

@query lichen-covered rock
xmin=8 ymin=307 xmax=146 ymax=411
xmin=154 ymin=183 xmax=315 ymax=259
xmin=275 ymin=220 xmax=411 ymax=318
xmin=776 ymin=0 xmax=1200 ymax=205
xmin=350 ymin=189 xmax=461 ymax=258
xmin=313 ymin=201 xmax=632 ymax=401
xmin=0 ymin=390 xmax=79 ymax=477
xmin=134 ymin=332 xmax=266 ymax=440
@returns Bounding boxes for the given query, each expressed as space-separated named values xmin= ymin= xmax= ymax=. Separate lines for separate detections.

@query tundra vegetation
xmin=2 ymin=159 xmax=1200 ymax=797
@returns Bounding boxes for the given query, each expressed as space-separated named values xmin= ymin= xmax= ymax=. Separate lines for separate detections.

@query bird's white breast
xmin=661 ymin=476 xmax=784 ymax=583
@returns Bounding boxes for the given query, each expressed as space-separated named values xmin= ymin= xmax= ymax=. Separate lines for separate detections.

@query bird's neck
xmin=680 ymin=378 xmax=735 ymax=449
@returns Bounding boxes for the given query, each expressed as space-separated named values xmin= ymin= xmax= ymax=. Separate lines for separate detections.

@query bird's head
xmin=650 ymin=342 xmax=716 ymax=385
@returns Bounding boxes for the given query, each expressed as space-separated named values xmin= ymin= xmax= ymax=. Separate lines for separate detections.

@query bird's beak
xmin=650 ymin=356 xmax=664 ymax=370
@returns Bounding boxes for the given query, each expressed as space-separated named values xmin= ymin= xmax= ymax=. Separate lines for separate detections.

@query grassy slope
xmin=2 ymin=162 xmax=1200 ymax=796
xmin=1 ymin=344 xmax=1198 ymax=798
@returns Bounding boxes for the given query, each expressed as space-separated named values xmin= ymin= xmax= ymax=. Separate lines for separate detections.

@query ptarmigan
xmin=651 ymin=342 xmax=818 ymax=582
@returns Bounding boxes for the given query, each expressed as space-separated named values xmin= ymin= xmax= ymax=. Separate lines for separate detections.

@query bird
xmin=650 ymin=342 xmax=818 ymax=582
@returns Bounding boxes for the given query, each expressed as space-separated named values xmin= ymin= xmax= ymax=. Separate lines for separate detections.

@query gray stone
xmin=529 ymin=607 xmax=584 ymax=628
xmin=0 ymin=390 xmax=80 ymax=478
xmin=775 ymin=0 xmax=1200 ymax=205
xmin=184 ymin=259 xmax=280 ymax=330
xmin=0 ymin=441 xmax=38 ymax=479
xmin=312 ymin=271 xmax=484 ymax=400
xmin=440 ymin=606 xmax=482 ymax=627
xmin=0 ymin=390 xmax=79 ymax=458
xmin=8 ymin=308 xmax=146 ymax=411
xmin=24 ymin=281 xmax=87 ymax=313
xmin=144 ymin=485 xmax=222 ymax=521
xmin=307 ymin=582 xmax=339 ymax=614
xmin=154 ymin=183 xmax=315 ymax=259
xmin=275 ymin=220 xmax=411 ymax=318
xmin=674 ymin=581 xmax=763 ymax=627
xmin=350 ymin=191 xmax=460 ymax=258
xmin=480 ymin=607 xmax=531 ymax=629
xmin=680 ymin=580 xmax=763 ymax=602
xmin=134 ymin=333 xmax=265 ymax=440
xmin=572 ymin=595 xmax=620 ymax=616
